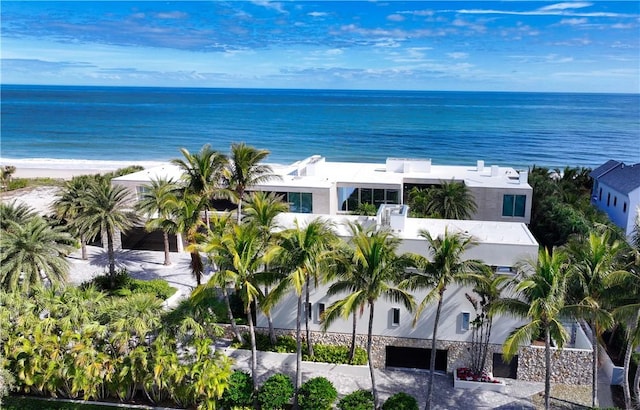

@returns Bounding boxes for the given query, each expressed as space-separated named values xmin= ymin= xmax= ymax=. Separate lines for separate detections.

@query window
xmin=623 ymin=202 xmax=627 ymax=213
xmin=391 ymin=308 xmax=400 ymax=326
xmin=318 ymin=303 xmax=325 ymax=319
xmin=307 ymin=303 xmax=312 ymax=319
xmin=614 ymin=196 xmax=617 ymax=207
xmin=276 ymin=192 xmax=313 ymax=213
xmin=461 ymin=312 xmax=470 ymax=332
xmin=136 ymin=185 xmax=150 ymax=201
xmin=502 ymin=195 xmax=526 ymax=217
xmin=599 ymin=188 xmax=602 ymax=201
xmin=338 ymin=187 xmax=401 ymax=212
xmin=607 ymin=193 xmax=611 ymax=207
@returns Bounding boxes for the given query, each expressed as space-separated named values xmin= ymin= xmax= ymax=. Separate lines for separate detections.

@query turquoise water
xmin=1 ymin=85 xmax=638 ymax=168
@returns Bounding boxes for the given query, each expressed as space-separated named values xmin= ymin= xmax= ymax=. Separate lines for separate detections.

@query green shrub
xmin=382 ymin=392 xmax=418 ymax=410
xmin=220 ymin=370 xmax=253 ymax=409
xmin=304 ymin=344 xmax=368 ymax=365
xmin=82 ymin=270 xmax=176 ymax=299
xmin=258 ymin=373 xmax=293 ymax=410
xmin=337 ymin=389 xmax=374 ymax=410
xmin=6 ymin=179 xmax=28 ymax=190
xmin=298 ymin=377 xmax=337 ymax=410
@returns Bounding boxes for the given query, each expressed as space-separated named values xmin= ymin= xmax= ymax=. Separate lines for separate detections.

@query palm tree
xmin=0 ymin=201 xmax=37 ymax=231
xmin=494 ymin=248 xmax=570 ymax=410
xmin=209 ymin=223 xmax=266 ymax=403
xmin=223 ymin=142 xmax=280 ymax=224
xmin=53 ymin=175 xmax=93 ymax=260
xmin=171 ymin=144 xmax=227 ymax=226
xmin=172 ymin=193 xmax=207 ymax=286
xmin=77 ymin=177 xmax=138 ymax=287
xmin=566 ymin=230 xmax=623 ymax=408
xmin=424 ymin=179 xmax=477 ymax=219
xmin=403 ymin=228 xmax=484 ymax=410
xmin=1 ymin=216 xmax=75 ymax=292
xmin=321 ymin=222 xmax=414 ymax=409
xmin=136 ymin=177 xmax=181 ymax=266
xmin=244 ymin=191 xmax=288 ymax=344
xmin=267 ymin=218 xmax=338 ymax=406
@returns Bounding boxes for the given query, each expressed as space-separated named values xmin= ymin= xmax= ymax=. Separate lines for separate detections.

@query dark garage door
xmin=385 ymin=346 xmax=447 ymax=371
xmin=492 ymin=353 xmax=518 ymax=379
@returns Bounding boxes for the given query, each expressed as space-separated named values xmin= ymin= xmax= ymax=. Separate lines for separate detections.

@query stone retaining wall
xmin=219 ymin=325 xmax=591 ymax=385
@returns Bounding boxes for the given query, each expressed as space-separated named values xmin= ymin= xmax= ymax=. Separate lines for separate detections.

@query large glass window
xmin=338 ymin=187 xmax=401 ymax=212
xmin=277 ymin=192 xmax=312 ymax=213
xmin=502 ymin=194 xmax=526 ymax=217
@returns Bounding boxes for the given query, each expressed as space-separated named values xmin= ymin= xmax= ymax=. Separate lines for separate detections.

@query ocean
xmin=1 ymin=84 xmax=638 ymax=169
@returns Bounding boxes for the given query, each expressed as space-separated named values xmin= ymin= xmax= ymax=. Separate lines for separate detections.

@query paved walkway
xmin=225 ymin=348 xmax=543 ymax=409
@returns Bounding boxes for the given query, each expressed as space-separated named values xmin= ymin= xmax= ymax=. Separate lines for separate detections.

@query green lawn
xmin=3 ymin=396 xmax=150 ymax=410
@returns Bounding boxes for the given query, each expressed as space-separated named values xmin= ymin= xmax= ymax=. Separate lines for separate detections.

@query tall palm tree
xmin=53 ymin=176 xmax=93 ymax=260
xmin=171 ymin=144 xmax=227 ymax=226
xmin=267 ymin=218 xmax=338 ymax=406
xmin=494 ymin=248 xmax=570 ymax=410
xmin=208 ymin=223 xmax=267 ymax=404
xmin=136 ymin=177 xmax=180 ymax=266
xmin=321 ymin=222 xmax=414 ymax=409
xmin=1 ymin=216 xmax=75 ymax=292
xmin=402 ymin=228 xmax=484 ymax=410
xmin=223 ymin=142 xmax=280 ymax=224
xmin=172 ymin=193 xmax=207 ymax=286
xmin=243 ymin=191 xmax=288 ymax=344
xmin=77 ymin=177 xmax=138 ymax=287
xmin=424 ymin=179 xmax=477 ymax=220
xmin=566 ymin=230 xmax=623 ymax=408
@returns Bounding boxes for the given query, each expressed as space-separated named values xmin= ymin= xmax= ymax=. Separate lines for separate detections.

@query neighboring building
xmin=113 ymin=155 xmax=533 ymax=223
xmin=256 ymin=205 xmax=592 ymax=384
xmin=590 ymin=160 xmax=640 ymax=238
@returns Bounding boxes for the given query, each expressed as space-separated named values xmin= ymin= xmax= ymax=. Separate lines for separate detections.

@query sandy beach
xmin=0 ymin=157 xmax=166 ymax=180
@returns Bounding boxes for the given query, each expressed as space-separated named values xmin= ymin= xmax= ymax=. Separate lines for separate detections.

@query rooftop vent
xmin=376 ymin=204 xmax=409 ymax=232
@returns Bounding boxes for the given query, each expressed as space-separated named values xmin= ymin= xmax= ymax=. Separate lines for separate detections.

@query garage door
xmin=385 ymin=346 xmax=447 ymax=371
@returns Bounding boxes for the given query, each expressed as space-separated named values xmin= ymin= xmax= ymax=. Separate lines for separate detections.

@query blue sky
xmin=2 ymin=1 xmax=639 ymax=92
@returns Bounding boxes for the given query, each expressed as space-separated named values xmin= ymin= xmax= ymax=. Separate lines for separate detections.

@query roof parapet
xmin=386 ymin=158 xmax=431 ymax=173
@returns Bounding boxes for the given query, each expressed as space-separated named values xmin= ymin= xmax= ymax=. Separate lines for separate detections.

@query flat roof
xmin=273 ymin=213 xmax=538 ymax=247
xmin=114 ymin=155 xmax=531 ymax=191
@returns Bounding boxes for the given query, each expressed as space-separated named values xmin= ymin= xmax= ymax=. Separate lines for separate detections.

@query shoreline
xmin=0 ymin=157 xmax=168 ymax=179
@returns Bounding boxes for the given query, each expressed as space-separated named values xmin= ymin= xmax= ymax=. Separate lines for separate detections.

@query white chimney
xmin=491 ymin=165 xmax=499 ymax=177
xmin=477 ymin=160 xmax=484 ymax=172
xmin=519 ymin=170 xmax=528 ymax=184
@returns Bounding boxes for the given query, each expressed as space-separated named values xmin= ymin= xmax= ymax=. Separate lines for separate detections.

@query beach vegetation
xmin=53 ymin=176 xmax=95 ymax=260
xmin=81 ymin=269 xmax=176 ymax=300
xmin=402 ymin=229 xmax=484 ymax=410
xmin=407 ymin=179 xmax=477 ymax=220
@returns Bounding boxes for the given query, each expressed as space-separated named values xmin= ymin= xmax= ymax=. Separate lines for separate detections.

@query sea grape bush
xmin=297 ymin=376 xmax=338 ymax=410
xmin=382 ymin=392 xmax=418 ymax=410
xmin=337 ymin=389 xmax=375 ymax=410
xmin=257 ymin=373 xmax=294 ymax=410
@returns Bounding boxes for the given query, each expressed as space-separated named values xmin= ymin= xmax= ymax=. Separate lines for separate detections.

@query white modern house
xmin=113 ymin=155 xmax=533 ymax=223
xmin=111 ymin=155 xmax=591 ymax=384
xmin=590 ymin=160 xmax=640 ymax=238
xmin=257 ymin=205 xmax=592 ymax=384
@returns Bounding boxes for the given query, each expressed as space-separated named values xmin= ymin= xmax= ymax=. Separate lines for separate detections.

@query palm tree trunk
xmin=544 ymin=325 xmax=553 ymax=410
xmin=349 ymin=311 xmax=357 ymax=364
xmin=223 ymin=286 xmax=244 ymax=344
xmin=305 ymin=277 xmax=314 ymax=357
xmin=425 ymin=294 xmax=443 ymax=410
xmin=479 ymin=318 xmax=493 ymax=375
xmin=591 ymin=319 xmax=598 ymax=408
xmin=294 ymin=293 xmax=302 ymax=410
xmin=189 ymin=252 xmax=203 ymax=286
xmin=634 ymin=356 xmax=640 ymax=409
xmin=247 ymin=306 xmax=259 ymax=409
xmin=107 ymin=227 xmax=116 ymax=287
xmin=81 ymin=236 xmax=88 ymax=260
xmin=623 ymin=325 xmax=634 ymax=410
xmin=236 ymin=197 xmax=243 ymax=224
xmin=367 ymin=301 xmax=379 ymax=410
xmin=162 ymin=231 xmax=171 ymax=266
